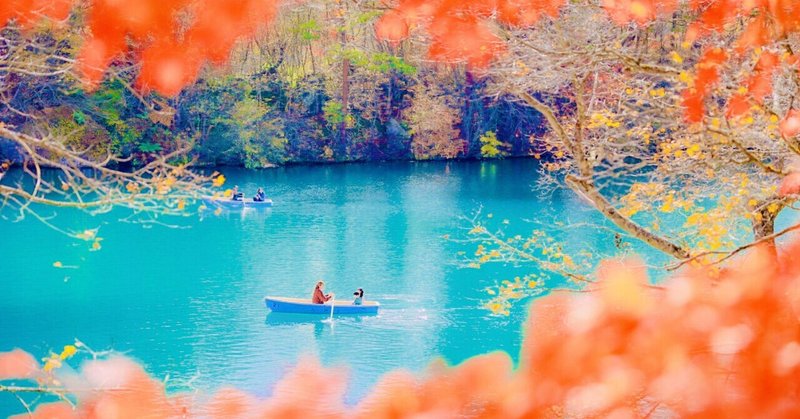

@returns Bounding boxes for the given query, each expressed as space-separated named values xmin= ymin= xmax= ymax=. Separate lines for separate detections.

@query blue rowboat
xmin=203 ymin=197 xmax=273 ymax=208
xmin=264 ymin=296 xmax=379 ymax=315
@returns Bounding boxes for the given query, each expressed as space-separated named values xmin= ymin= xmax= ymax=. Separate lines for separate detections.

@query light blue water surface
xmin=0 ymin=159 xmax=796 ymax=414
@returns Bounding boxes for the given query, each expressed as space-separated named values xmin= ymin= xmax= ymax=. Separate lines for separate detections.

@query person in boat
xmin=312 ymin=281 xmax=332 ymax=304
xmin=231 ymin=185 xmax=244 ymax=201
xmin=352 ymin=288 xmax=364 ymax=305
xmin=253 ymin=187 xmax=266 ymax=202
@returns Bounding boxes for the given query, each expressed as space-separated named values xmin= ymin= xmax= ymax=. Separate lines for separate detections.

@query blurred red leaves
xmin=682 ymin=48 xmax=726 ymax=122
xmin=779 ymin=172 xmax=800 ymax=197
xmin=376 ymin=0 xmax=800 ymax=124
xmin=5 ymin=238 xmax=800 ymax=418
xmin=0 ymin=0 xmax=72 ymax=29
xmin=2 ymin=0 xmax=281 ymax=96
xmin=81 ymin=0 xmax=281 ymax=96
xmin=0 ymin=349 xmax=37 ymax=380
xmin=780 ymin=109 xmax=800 ymax=139
xmin=374 ymin=0 xmax=566 ymax=68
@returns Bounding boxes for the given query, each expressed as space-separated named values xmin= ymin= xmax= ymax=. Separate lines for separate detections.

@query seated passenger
xmin=352 ymin=288 xmax=364 ymax=305
xmin=253 ymin=187 xmax=266 ymax=202
xmin=312 ymin=281 xmax=332 ymax=304
xmin=231 ymin=185 xmax=244 ymax=201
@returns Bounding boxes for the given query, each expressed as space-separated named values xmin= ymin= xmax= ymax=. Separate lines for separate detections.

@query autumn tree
xmin=0 ymin=1 xmax=287 ymax=232
xmin=407 ymin=74 xmax=465 ymax=160
xmin=376 ymin=0 xmax=800 ymax=281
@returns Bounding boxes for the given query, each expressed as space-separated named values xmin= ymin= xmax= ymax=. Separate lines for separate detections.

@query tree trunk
xmin=751 ymin=200 xmax=783 ymax=258
xmin=567 ymin=175 xmax=692 ymax=260
xmin=338 ymin=23 xmax=350 ymax=158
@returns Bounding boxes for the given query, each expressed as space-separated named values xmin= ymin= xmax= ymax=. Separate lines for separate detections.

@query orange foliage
xmin=5 ymin=238 xmax=800 ymax=418
xmin=682 ymin=48 xmax=727 ymax=122
xmin=601 ymin=0 xmax=678 ymax=25
xmin=376 ymin=0 xmax=800 ymax=123
xmin=726 ymin=52 xmax=780 ymax=118
xmin=0 ymin=0 xmax=72 ymax=29
xmin=375 ymin=0 xmax=567 ymax=68
xmin=2 ymin=0 xmax=281 ymax=96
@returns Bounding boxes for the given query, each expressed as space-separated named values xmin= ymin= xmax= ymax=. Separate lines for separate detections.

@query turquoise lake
xmin=1 ymin=159 xmax=796 ymax=415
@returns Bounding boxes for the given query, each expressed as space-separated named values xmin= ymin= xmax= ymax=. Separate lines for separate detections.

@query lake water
xmin=0 ymin=159 xmax=796 ymax=415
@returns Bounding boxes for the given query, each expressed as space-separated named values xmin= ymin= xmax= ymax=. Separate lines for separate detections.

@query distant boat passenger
xmin=312 ymin=281 xmax=332 ymax=304
xmin=231 ymin=185 xmax=244 ymax=201
xmin=352 ymin=288 xmax=364 ymax=305
xmin=253 ymin=187 xmax=266 ymax=202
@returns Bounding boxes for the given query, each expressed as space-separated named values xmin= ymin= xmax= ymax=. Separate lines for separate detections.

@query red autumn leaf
xmin=682 ymin=89 xmax=705 ymax=122
xmin=736 ymin=15 xmax=770 ymax=52
xmin=726 ymin=94 xmax=751 ymax=118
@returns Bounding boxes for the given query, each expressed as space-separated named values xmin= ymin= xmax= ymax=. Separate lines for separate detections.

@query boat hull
xmin=203 ymin=197 xmax=273 ymax=208
xmin=264 ymin=296 xmax=379 ymax=315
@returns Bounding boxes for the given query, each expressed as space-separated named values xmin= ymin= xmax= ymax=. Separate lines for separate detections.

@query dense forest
xmin=0 ymin=1 xmax=544 ymax=168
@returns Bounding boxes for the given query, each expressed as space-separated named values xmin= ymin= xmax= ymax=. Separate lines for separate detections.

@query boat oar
xmin=322 ymin=293 xmax=335 ymax=324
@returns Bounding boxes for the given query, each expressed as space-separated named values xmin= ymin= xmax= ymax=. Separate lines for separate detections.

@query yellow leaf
xmin=91 ymin=240 xmax=102 ymax=251
xmin=212 ymin=175 xmax=226 ymax=187
xmin=53 ymin=261 xmax=63 ymax=268
xmin=177 ymin=200 xmax=186 ymax=211
xmin=527 ymin=281 xmax=537 ymax=288
xmin=59 ymin=345 xmax=77 ymax=360
xmin=670 ymin=51 xmax=683 ymax=64
xmin=469 ymin=226 xmax=486 ymax=235
xmin=75 ymin=229 xmax=97 ymax=241
xmin=43 ymin=358 xmax=61 ymax=372
xmin=767 ymin=203 xmax=780 ymax=214
xmin=748 ymin=199 xmax=758 ymax=207
xmin=61 ymin=182 xmax=70 ymax=191
xmin=686 ymin=144 xmax=701 ymax=157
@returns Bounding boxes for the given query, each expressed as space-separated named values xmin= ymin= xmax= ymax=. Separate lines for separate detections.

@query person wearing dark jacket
xmin=254 ymin=187 xmax=266 ymax=202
